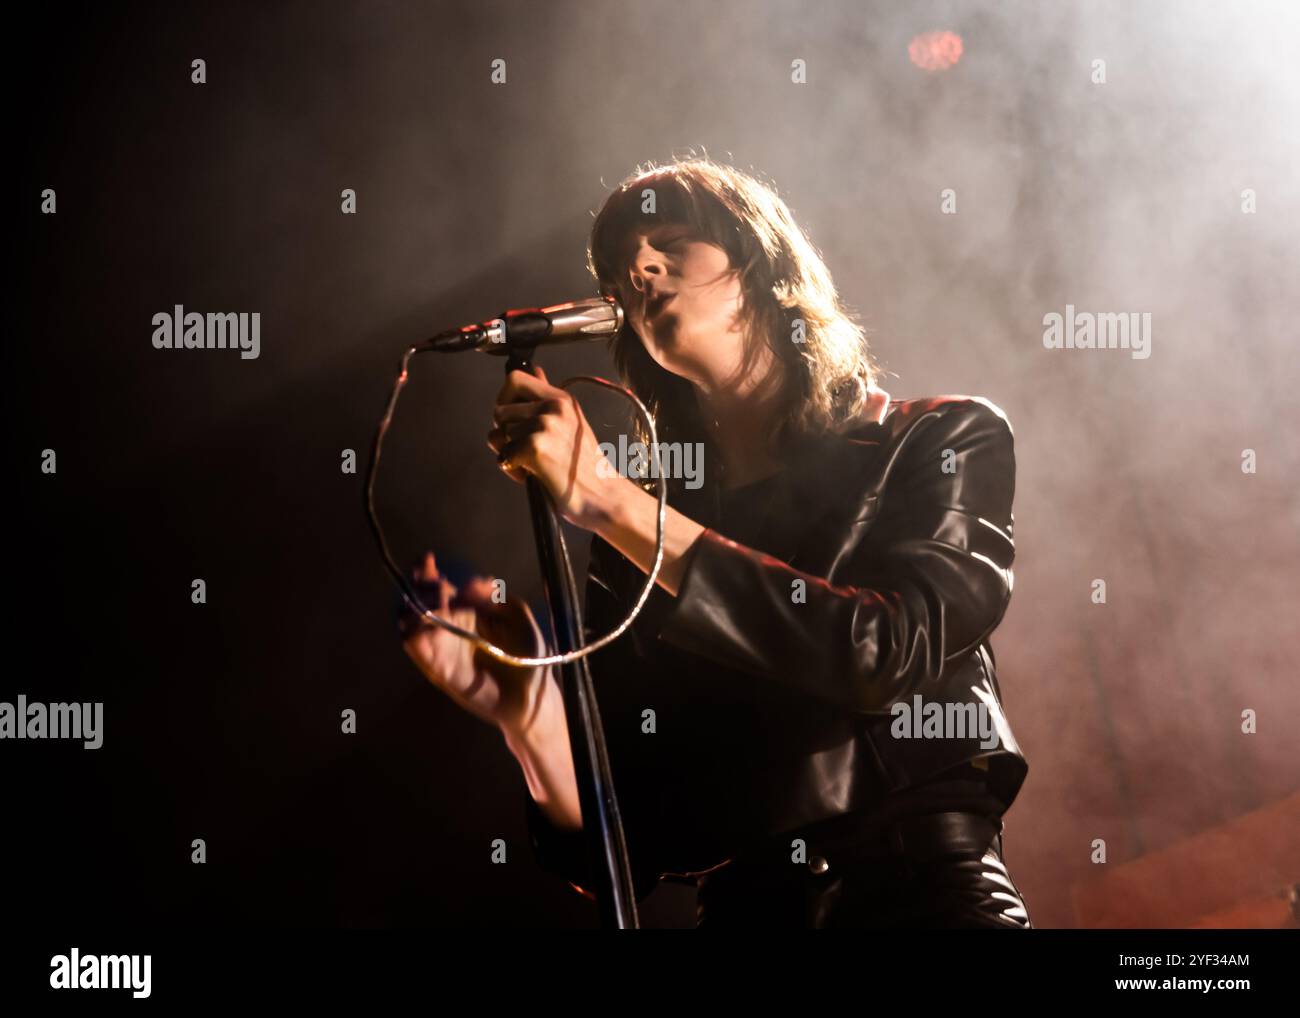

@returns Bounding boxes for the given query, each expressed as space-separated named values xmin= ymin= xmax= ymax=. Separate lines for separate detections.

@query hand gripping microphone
xmin=366 ymin=290 xmax=664 ymax=670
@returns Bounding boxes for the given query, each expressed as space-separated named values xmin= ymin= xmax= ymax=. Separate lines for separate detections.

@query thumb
xmin=532 ymin=363 xmax=549 ymax=385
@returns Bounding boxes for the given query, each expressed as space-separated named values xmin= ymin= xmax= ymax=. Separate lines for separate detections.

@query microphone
xmin=422 ymin=296 xmax=624 ymax=353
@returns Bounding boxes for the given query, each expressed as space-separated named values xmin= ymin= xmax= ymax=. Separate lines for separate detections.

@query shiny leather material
xmin=524 ymin=394 xmax=1029 ymax=906
xmin=696 ymin=813 xmax=1034 ymax=929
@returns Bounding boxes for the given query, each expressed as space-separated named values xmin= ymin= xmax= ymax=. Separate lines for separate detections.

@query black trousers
xmin=695 ymin=810 xmax=1033 ymax=929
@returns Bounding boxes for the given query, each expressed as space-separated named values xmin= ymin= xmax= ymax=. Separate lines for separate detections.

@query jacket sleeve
xmin=657 ymin=398 xmax=1016 ymax=715
xmin=522 ymin=535 xmax=664 ymax=903
xmin=522 ymin=787 xmax=595 ymax=900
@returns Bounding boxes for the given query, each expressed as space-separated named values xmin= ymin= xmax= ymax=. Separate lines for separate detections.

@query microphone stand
xmin=501 ymin=336 xmax=641 ymax=930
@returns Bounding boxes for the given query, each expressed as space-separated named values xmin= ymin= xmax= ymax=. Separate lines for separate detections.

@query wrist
xmin=591 ymin=473 xmax=643 ymax=540
xmin=500 ymin=668 xmax=563 ymax=760
xmin=499 ymin=677 xmax=582 ymax=830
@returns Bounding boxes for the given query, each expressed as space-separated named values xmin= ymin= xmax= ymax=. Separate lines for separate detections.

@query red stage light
xmin=908 ymin=30 xmax=964 ymax=72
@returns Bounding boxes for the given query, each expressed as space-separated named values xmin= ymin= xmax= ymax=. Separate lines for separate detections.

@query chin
xmin=642 ymin=319 xmax=687 ymax=362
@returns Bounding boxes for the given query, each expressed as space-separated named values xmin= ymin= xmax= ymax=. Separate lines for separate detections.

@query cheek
xmin=681 ymin=276 xmax=741 ymax=328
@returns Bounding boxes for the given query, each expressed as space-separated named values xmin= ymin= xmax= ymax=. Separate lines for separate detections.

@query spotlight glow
xmin=909 ymin=30 xmax=963 ymax=72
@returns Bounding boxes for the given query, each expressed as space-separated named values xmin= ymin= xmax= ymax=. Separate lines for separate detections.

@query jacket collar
xmin=861 ymin=383 xmax=891 ymax=427
xmin=784 ymin=384 xmax=892 ymax=496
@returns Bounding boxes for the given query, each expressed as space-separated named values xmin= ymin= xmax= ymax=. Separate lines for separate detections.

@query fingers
xmin=486 ymin=408 xmax=552 ymax=486
xmin=492 ymin=396 xmax=566 ymax=426
xmin=413 ymin=552 xmax=458 ymax=604
xmin=487 ymin=431 xmax=530 ymax=482
xmin=402 ymin=598 xmax=479 ymax=693
xmin=486 ymin=416 xmax=545 ymax=462
xmin=492 ymin=435 xmax=536 ymax=484
xmin=487 ymin=413 xmax=546 ymax=444
xmin=406 ymin=553 xmax=506 ymax=615
xmin=458 ymin=575 xmax=498 ymax=604
xmin=495 ymin=367 xmax=559 ymax=407
xmin=399 ymin=552 xmax=458 ymax=636
xmin=475 ymin=591 xmax=545 ymax=662
xmin=488 ymin=381 xmax=577 ymax=478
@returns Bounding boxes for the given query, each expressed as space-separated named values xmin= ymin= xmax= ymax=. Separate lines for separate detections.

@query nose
xmin=628 ymin=238 xmax=666 ymax=294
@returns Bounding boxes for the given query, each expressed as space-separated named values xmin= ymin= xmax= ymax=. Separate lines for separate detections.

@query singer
xmin=400 ymin=157 xmax=1033 ymax=928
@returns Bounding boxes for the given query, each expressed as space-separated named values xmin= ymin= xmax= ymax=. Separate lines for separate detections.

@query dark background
xmin=10 ymin=0 xmax=1298 ymax=928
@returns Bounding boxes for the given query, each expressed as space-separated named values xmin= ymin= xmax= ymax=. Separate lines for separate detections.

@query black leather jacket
xmin=524 ymin=394 xmax=1028 ymax=901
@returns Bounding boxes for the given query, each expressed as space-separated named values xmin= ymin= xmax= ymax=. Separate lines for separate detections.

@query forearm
xmin=652 ymin=401 xmax=1018 ymax=711
xmin=501 ymin=482 xmax=705 ymax=829
xmin=594 ymin=479 xmax=707 ymax=597
xmin=500 ymin=670 xmax=583 ymax=830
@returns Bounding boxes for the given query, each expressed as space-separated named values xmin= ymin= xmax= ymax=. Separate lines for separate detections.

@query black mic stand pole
xmin=500 ymin=333 xmax=641 ymax=930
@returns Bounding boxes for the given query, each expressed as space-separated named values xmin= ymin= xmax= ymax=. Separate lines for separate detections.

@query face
xmin=610 ymin=223 xmax=749 ymax=386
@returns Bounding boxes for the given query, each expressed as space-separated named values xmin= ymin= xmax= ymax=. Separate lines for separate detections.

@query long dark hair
xmin=588 ymin=156 xmax=880 ymax=466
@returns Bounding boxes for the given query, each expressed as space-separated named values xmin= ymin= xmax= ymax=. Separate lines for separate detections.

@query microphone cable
xmin=364 ymin=341 xmax=667 ymax=668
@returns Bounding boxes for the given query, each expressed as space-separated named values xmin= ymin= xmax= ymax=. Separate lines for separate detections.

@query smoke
xmin=529 ymin=0 xmax=1300 ymax=924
